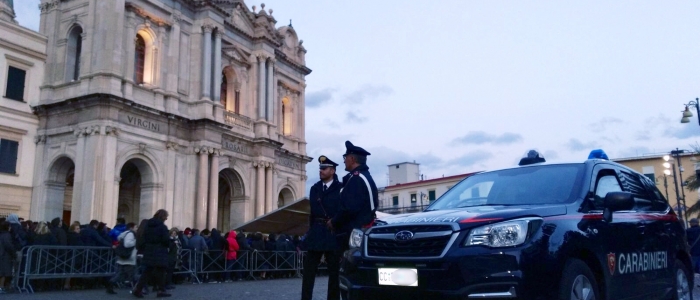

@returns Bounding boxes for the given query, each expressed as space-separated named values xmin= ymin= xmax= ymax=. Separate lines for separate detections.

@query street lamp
xmin=680 ymin=98 xmax=700 ymax=125
xmin=666 ymin=150 xmax=689 ymax=226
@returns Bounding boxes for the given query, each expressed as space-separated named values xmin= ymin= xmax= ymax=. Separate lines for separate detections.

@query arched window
xmin=281 ymin=97 xmax=292 ymax=135
xmin=134 ymin=34 xmax=146 ymax=84
xmin=65 ymin=26 xmax=83 ymax=82
xmin=234 ymin=89 xmax=240 ymax=114
xmin=221 ymin=72 xmax=227 ymax=108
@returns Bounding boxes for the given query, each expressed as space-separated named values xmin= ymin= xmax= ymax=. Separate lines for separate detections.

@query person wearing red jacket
xmin=224 ymin=230 xmax=240 ymax=282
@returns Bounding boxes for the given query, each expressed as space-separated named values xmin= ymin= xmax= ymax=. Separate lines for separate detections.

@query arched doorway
xmin=278 ymin=187 xmax=295 ymax=208
xmin=46 ymin=157 xmax=75 ymax=223
xmin=117 ymin=158 xmax=155 ymax=224
xmin=217 ymin=168 xmax=244 ymax=231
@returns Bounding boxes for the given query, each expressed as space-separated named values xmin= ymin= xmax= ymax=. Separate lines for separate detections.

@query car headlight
xmin=464 ymin=218 xmax=539 ymax=248
xmin=349 ymin=228 xmax=364 ymax=248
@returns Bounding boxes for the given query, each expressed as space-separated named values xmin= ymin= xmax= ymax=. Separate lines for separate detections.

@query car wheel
xmin=558 ymin=259 xmax=599 ymax=300
xmin=672 ymin=259 xmax=692 ymax=300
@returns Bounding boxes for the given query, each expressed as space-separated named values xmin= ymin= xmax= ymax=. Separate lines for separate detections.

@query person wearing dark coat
xmin=80 ymin=220 xmax=111 ymax=247
xmin=302 ymin=155 xmax=343 ymax=300
xmin=132 ymin=210 xmax=171 ymax=298
xmin=66 ymin=222 xmax=84 ymax=246
xmin=250 ymin=233 xmax=267 ymax=279
xmin=235 ymin=230 xmax=252 ymax=280
xmin=50 ymin=217 xmax=67 ymax=246
xmin=32 ymin=222 xmax=58 ymax=246
xmin=0 ymin=222 xmax=15 ymax=293
xmin=6 ymin=214 xmax=26 ymax=251
xmin=329 ymin=141 xmax=379 ymax=244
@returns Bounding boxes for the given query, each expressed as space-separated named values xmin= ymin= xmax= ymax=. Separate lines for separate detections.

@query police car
xmin=339 ymin=150 xmax=693 ymax=300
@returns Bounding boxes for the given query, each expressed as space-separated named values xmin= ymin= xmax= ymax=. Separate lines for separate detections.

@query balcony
xmin=223 ymin=110 xmax=253 ymax=129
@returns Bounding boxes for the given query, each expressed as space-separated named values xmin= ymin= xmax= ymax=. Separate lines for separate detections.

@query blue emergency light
xmin=518 ymin=150 xmax=546 ymax=166
xmin=588 ymin=149 xmax=609 ymax=160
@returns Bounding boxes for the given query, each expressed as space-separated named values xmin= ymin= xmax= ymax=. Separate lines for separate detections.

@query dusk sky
xmin=14 ymin=1 xmax=700 ymax=191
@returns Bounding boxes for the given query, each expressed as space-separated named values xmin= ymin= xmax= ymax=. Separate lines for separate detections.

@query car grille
xmin=366 ymin=225 xmax=454 ymax=258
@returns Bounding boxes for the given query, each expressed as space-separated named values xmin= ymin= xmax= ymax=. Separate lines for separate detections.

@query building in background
xmin=614 ymin=152 xmax=699 ymax=219
xmin=378 ymin=161 xmax=477 ymax=214
xmin=30 ymin=0 xmax=311 ymax=229
xmin=0 ymin=1 xmax=47 ymax=218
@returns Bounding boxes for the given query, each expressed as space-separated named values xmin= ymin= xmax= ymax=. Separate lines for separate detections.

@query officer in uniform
xmin=301 ymin=155 xmax=342 ymax=300
xmin=328 ymin=141 xmax=379 ymax=250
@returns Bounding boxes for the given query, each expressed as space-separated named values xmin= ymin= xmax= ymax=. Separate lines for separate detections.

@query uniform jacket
xmin=305 ymin=176 xmax=341 ymax=251
xmin=141 ymin=217 xmax=170 ymax=267
xmin=332 ymin=165 xmax=379 ymax=236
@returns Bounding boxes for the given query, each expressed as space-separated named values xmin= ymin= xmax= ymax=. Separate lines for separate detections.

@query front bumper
xmin=340 ymin=247 xmax=537 ymax=299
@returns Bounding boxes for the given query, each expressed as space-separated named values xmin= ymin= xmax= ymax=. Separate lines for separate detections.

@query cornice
xmin=125 ymin=2 xmax=172 ymax=28
xmin=274 ymin=49 xmax=311 ymax=75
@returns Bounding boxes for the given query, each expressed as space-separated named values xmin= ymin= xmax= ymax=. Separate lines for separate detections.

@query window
xmin=5 ymin=66 xmax=26 ymax=101
xmin=65 ymin=26 xmax=83 ymax=81
xmin=0 ymin=139 xmax=19 ymax=174
xmin=428 ymin=190 xmax=436 ymax=201
xmin=134 ymin=34 xmax=146 ymax=84
xmin=641 ymin=166 xmax=655 ymax=183
xmin=392 ymin=195 xmax=399 ymax=206
xmin=281 ymin=97 xmax=292 ymax=135
xmin=234 ymin=90 xmax=240 ymax=114
xmin=410 ymin=193 xmax=417 ymax=203
xmin=221 ymin=72 xmax=227 ymax=108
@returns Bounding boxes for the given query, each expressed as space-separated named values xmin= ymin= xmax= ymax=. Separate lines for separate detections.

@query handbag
xmin=114 ymin=231 xmax=134 ymax=259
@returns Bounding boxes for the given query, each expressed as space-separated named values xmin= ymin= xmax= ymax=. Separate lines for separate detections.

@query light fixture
xmin=663 ymin=162 xmax=672 ymax=169
xmin=680 ymin=98 xmax=700 ymax=125
xmin=664 ymin=169 xmax=672 ymax=176
xmin=663 ymin=155 xmax=671 ymax=162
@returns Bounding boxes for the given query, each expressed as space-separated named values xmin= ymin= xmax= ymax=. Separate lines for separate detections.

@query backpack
xmin=114 ymin=231 xmax=134 ymax=259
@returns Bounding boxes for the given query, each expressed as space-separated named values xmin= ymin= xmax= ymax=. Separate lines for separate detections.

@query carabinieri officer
xmin=301 ymin=155 xmax=342 ymax=300
xmin=328 ymin=141 xmax=379 ymax=250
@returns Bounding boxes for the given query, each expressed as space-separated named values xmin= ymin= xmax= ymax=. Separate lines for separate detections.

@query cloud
xmin=306 ymin=89 xmax=336 ymax=108
xmin=345 ymin=111 xmax=367 ymax=123
xmin=615 ymin=147 xmax=653 ymax=158
xmin=447 ymin=151 xmax=494 ymax=168
xmin=451 ymin=131 xmax=523 ymax=146
xmin=543 ymin=150 xmax=559 ymax=160
xmin=344 ymin=85 xmax=393 ymax=104
xmin=565 ymin=139 xmax=600 ymax=152
xmin=664 ymin=114 xmax=700 ymax=139
xmin=588 ymin=117 xmax=623 ymax=133
xmin=323 ymin=119 xmax=340 ymax=128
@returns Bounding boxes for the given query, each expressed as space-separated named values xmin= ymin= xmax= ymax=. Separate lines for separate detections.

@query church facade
xmin=30 ymin=0 xmax=311 ymax=230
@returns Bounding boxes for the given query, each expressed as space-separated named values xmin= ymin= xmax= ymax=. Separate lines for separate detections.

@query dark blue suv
xmin=339 ymin=151 xmax=693 ymax=300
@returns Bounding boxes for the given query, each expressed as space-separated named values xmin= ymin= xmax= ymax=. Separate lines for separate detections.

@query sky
xmin=13 ymin=1 xmax=700 ymax=192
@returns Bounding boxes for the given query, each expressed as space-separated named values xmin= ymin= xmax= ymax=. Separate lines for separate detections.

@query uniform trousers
xmin=301 ymin=250 xmax=340 ymax=300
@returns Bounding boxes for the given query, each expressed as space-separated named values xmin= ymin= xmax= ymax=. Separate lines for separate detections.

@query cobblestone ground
xmin=10 ymin=276 xmax=700 ymax=299
xmin=13 ymin=277 xmax=328 ymax=300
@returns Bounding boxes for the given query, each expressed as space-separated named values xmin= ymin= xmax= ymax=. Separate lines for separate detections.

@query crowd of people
xmin=0 ymin=211 xmax=310 ymax=296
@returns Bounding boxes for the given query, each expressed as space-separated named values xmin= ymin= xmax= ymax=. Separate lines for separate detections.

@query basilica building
xmin=30 ymin=0 xmax=311 ymax=230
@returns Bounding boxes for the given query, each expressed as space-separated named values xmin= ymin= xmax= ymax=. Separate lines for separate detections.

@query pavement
xmin=12 ymin=277 xmax=329 ymax=300
xmin=10 ymin=275 xmax=700 ymax=299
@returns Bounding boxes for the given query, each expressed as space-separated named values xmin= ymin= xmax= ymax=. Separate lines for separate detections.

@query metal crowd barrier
xmin=10 ymin=246 xmax=325 ymax=294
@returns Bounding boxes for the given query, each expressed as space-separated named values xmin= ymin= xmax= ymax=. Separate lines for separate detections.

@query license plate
xmin=378 ymin=268 xmax=418 ymax=286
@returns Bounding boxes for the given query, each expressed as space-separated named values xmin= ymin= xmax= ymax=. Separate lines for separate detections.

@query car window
xmin=619 ymin=170 xmax=657 ymax=211
xmin=591 ymin=171 xmax=622 ymax=211
xmin=639 ymin=175 xmax=669 ymax=212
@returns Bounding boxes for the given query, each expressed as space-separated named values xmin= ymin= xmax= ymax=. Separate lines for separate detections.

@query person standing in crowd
xmin=187 ymin=229 xmax=208 ymax=252
xmin=687 ymin=218 xmax=700 ymax=273
xmin=0 ymin=221 xmax=15 ymax=294
xmin=50 ymin=217 xmax=67 ymax=246
xmin=302 ymin=156 xmax=342 ymax=300
xmin=165 ymin=227 xmax=182 ymax=289
xmin=329 ymin=141 xmax=379 ymax=240
xmin=109 ymin=217 xmax=128 ymax=245
xmin=251 ymin=232 xmax=267 ymax=279
xmin=235 ymin=230 xmax=252 ymax=281
xmin=223 ymin=230 xmax=240 ymax=282
xmin=33 ymin=221 xmax=58 ymax=245
xmin=64 ymin=222 xmax=83 ymax=290
xmin=107 ymin=222 xmax=137 ymax=294
xmin=6 ymin=213 xmax=26 ymax=252
xmin=81 ymin=220 xmax=111 ymax=247
xmin=132 ymin=210 xmax=171 ymax=298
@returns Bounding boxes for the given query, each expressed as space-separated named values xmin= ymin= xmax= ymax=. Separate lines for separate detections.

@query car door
xmin=585 ymin=165 xmax=647 ymax=299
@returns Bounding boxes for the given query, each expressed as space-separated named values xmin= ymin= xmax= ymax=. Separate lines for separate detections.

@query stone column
xmin=207 ymin=150 xmax=219 ymax=229
xmin=123 ymin=11 xmax=137 ymax=97
xmin=265 ymin=164 xmax=274 ymax=212
xmin=257 ymin=56 xmax=266 ymax=120
xmin=266 ymin=59 xmax=275 ymax=122
xmin=29 ymin=134 xmax=47 ymax=221
xmin=164 ymin=141 xmax=178 ymax=227
xmin=70 ymin=128 xmax=85 ymax=223
xmin=213 ymin=30 xmax=222 ymax=103
xmin=195 ymin=147 xmax=209 ymax=229
xmin=255 ymin=161 xmax=265 ymax=217
xmin=200 ymin=24 xmax=214 ymax=100
xmin=166 ymin=14 xmax=181 ymax=95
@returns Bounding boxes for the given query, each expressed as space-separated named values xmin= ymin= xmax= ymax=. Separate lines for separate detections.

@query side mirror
xmin=603 ymin=192 xmax=634 ymax=222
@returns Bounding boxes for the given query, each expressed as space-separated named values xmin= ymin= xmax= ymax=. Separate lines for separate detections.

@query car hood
xmin=375 ymin=204 xmax=568 ymax=230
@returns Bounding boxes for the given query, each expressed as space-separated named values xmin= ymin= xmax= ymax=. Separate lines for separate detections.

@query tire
xmin=672 ymin=259 xmax=693 ymax=300
xmin=558 ymin=259 xmax=600 ymax=300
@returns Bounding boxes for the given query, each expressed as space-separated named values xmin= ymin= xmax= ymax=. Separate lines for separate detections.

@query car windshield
xmin=427 ymin=164 xmax=585 ymax=210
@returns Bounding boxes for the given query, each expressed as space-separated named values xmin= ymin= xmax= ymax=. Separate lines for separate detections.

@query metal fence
xmin=11 ymin=246 xmax=324 ymax=294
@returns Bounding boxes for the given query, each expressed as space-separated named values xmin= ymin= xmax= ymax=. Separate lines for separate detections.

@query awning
xmin=234 ymin=198 xmax=311 ymax=236
xmin=233 ymin=198 xmax=396 ymax=236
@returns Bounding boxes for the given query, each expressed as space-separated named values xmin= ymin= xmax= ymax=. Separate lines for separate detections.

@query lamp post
xmin=680 ymin=98 xmax=700 ymax=125
xmin=664 ymin=153 xmax=686 ymax=226
xmin=657 ymin=172 xmax=670 ymax=202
